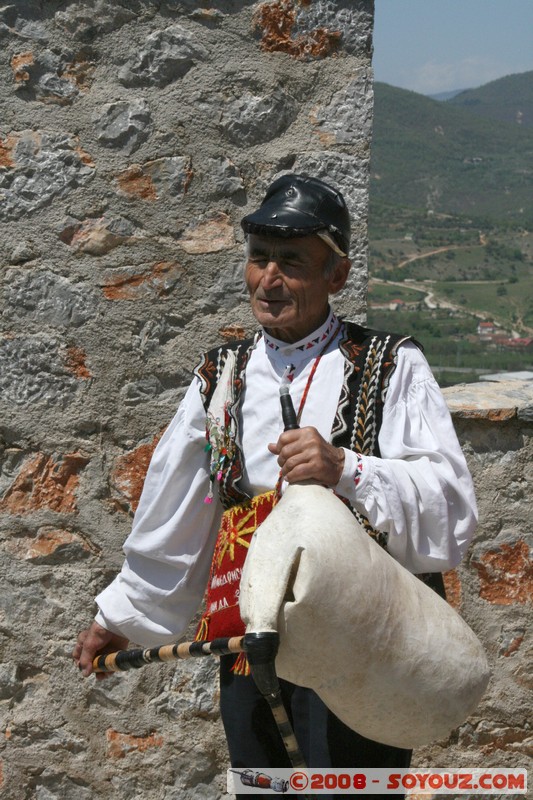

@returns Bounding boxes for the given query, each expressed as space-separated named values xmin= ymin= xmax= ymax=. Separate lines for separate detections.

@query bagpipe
xmin=92 ymin=387 xmax=490 ymax=763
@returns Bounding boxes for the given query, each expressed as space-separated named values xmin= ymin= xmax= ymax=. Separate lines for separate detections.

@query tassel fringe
xmin=195 ymin=616 xmax=209 ymax=642
xmin=230 ymin=651 xmax=250 ymax=676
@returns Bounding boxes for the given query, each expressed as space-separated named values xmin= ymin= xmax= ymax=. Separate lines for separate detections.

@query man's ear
xmin=328 ymin=257 xmax=351 ymax=294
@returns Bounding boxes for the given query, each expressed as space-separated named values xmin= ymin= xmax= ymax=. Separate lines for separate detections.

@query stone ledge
xmin=442 ymin=378 xmax=533 ymax=423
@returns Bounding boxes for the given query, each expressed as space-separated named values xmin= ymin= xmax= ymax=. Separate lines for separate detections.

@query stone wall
xmin=1 ymin=3 xmax=531 ymax=799
xmin=429 ymin=379 xmax=533 ymax=777
xmin=0 ymin=1 xmax=375 ymax=798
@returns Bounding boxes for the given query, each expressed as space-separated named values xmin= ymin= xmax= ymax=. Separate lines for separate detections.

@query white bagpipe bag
xmin=239 ymin=484 xmax=491 ymax=749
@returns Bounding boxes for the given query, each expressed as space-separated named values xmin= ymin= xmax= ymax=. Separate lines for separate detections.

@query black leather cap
xmin=241 ymin=174 xmax=350 ymax=255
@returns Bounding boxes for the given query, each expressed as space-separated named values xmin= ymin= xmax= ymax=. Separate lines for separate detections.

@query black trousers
xmin=220 ymin=654 xmax=411 ymax=799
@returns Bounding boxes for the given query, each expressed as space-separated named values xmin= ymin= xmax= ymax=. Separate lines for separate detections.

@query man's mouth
xmin=256 ymin=296 xmax=290 ymax=307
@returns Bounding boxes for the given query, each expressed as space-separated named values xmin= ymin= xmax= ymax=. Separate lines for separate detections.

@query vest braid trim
xmin=194 ymin=324 xmax=413 ymax=522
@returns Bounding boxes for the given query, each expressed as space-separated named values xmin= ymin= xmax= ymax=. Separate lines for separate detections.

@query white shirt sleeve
xmin=336 ymin=342 xmax=478 ymax=573
xmin=94 ymin=378 xmax=223 ymax=647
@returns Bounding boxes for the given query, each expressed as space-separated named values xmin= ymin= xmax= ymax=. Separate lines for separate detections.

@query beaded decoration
xmin=203 ymin=349 xmax=238 ymax=504
xmin=204 ymin=405 xmax=236 ymax=504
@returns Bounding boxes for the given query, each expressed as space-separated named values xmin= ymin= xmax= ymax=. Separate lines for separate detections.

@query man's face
xmin=244 ymin=234 xmax=349 ymax=343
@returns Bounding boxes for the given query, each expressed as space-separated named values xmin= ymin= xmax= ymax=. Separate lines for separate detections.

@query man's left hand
xmin=268 ymin=427 xmax=345 ymax=487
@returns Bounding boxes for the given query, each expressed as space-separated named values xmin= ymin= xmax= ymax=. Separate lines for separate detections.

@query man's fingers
xmin=72 ymin=631 xmax=87 ymax=662
xmin=73 ymin=622 xmax=128 ymax=679
xmin=269 ymin=427 xmax=344 ymax=486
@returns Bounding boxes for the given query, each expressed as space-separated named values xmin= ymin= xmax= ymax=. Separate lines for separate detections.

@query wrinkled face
xmin=244 ymin=234 xmax=350 ymax=343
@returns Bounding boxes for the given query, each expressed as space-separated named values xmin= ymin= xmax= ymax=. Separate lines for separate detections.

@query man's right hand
xmin=73 ymin=621 xmax=129 ymax=680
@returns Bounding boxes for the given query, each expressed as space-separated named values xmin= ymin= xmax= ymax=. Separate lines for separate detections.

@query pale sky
xmin=373 ymin=0 xmax=533 ymax=94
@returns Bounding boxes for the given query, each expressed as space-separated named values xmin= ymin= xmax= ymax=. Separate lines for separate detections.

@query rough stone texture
xmin=118 ymin=24 xmax=208 ymax=87
xmin=4 ymin=270 xmax=97 ymax=328
xmin=220 ymin=87 xmax=298 ymax=145
xmin=93 ymin=99 xmax=153 ymax=153
xmin=413 ymin=377 xmax=533 ymax=769
xmin=0 ymin=131 xmax=95 ymax=219
xmin=2 ymin=2 xmax=528 ymax=798
xmin=0 ymin=336 xmax=87 ymax=407
xmin=0 ymin=2 xmax=372 ymax=797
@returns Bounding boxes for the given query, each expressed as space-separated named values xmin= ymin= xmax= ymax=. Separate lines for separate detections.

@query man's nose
xmin=261 ymin=259 xmax=283 ymax=288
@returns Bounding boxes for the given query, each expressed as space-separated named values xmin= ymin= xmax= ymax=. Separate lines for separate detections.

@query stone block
xmin=110 ymin=434 xmax=162 ymax=514
xmin=106 ymin=729 xmax=164 ymax=759
xmin=4 ymin=270 xmax=97 ymax=328
xmin=10 ymin=47 xmax=95 ymax=105
xmin=65 ymin=347 xmax=92 ymax=379
xmin=200 ymin=258 xmax=250 ymax=311
xmin=116 ymin=157 xmax=193 ymax=200
xmin=9 ymin=241 xmax=38 ymax=264
xmin=206 ymin=157 xmax=245 ymax=198
xmin=101 ymin=261 xmax=184 ymax=300
xmin=30 ymin=770 xmax=93 ymax=800
xmin=498 ymin=627 xmax=525 ymax=657
xmin=0 ymin=335 xmax=84 ymax=407
xmin=442 ymin=569 xmax=462 ymax=610
xmin=3 ymin=527 xmax=97 ymax=564
xmin=179 ymin=212 xmax=235 ymax=254
xmin=293 ymin=0 xmax=373 ymax=56
xmin=119 ymin=24 xmax=208 ymax=87
xmin=121 ymin=376 xmax=165 ymax=407
xmin=293 ymin=151 xmax=369 ymax=215
xmin=0 ymin=131 xmax=95 ymax=220
xmin=0 ymin=451 xmax=90 ymax=514
xmin=0 ymin=662 xmax=21 ymax=700
xmin=0 ymin=4 xmax=49 ymax=42
xmin=54 ymin=2 xmax=136 ymax=41
xmin=253 ymin=0 xmax=342 ymax=59
xmin=311 ymin=73 xmax=373 ymax=145
xmin=472 ymin=539 xmax=533 ymax=605
xmin=443 ymin=378 xmax=533 ymax=419
xmin=150 ymin=657 xmax=219 ymax=721
xmin=59 ymin=215 xmax=136 ymax=255
xmin=512 ymin=659 xmax=533 ymax=691
xmin=36 ymin=73 xmax=79 ymax=105
xmin=131 ymin=316 xmax=189 ymax=354
xmin=93 ymin=99 xmax=152 ymax=153
xmin=458 ymin=719 xmax=533 ymax=755
xmin=115 ymin=165 xmax=157 ymax=201
xmin=11 ymin=50 xmax=34 ymax=82
xmin=220 ymin=87 xmax=297 ymax=146
xmin=189 ymin=8 xmax=225 ymax=25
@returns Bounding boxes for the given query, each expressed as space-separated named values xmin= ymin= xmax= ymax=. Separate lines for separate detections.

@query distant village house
xmin=477 ymin=321 xmax=497 ymax=338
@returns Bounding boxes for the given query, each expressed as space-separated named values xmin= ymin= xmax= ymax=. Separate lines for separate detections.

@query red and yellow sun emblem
xmin=196 ymin=490 xmax=278 ymax=642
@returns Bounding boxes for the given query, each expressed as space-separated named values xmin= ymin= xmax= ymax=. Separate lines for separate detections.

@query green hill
xmin=447 ymin=71 xmax=533 ymax=128
xmin=370 ymin=79 xmax=533 ymax=223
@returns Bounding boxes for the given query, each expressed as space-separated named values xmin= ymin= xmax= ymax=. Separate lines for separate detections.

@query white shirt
xmin=95 ymin=311 xmax=478 ymax=646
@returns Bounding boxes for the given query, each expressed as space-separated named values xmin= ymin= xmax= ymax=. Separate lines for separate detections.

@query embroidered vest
xmin=194 ymin=321 xmax=409 ymax=540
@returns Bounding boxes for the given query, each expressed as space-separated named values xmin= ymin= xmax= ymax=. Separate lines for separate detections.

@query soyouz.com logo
xmin=227 ymin=767 xmax=528 ymax=794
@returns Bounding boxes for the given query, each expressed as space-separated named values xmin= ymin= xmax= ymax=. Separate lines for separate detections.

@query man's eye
xmin=281 ymin=260 xmax=302 ymax=269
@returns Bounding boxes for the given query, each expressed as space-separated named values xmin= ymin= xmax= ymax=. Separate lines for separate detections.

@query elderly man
xmin=74 ymin=174 xmax=477 ymax=787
